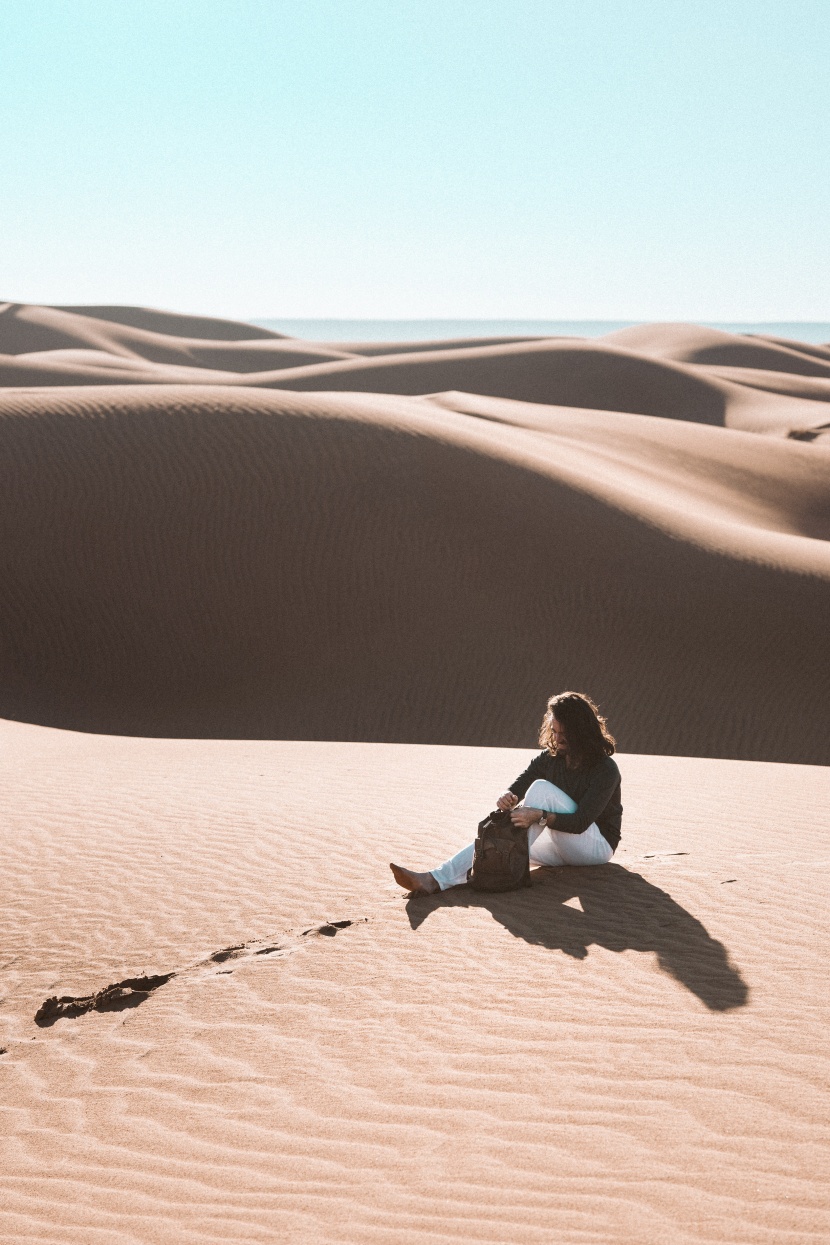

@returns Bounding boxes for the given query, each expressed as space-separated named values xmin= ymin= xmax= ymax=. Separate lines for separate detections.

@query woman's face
xmin=551 ymin=715 xmax=569 ymax=755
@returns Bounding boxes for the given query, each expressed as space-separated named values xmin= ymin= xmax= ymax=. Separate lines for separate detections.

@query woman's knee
xmin=557 ymin=826 xmax=613 ymax=867
xmin=524 ymin=779 xmax=577 ymax=815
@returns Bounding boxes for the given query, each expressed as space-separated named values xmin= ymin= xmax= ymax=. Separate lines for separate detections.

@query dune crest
xmin=1 ymin=302 xmax=829 ymax=438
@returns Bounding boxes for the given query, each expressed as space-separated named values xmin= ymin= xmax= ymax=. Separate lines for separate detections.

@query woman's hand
xmin=496 ymin=791 xmax=519 ymax=811
xmin=510 ymin=805 xmax=545 ymax=829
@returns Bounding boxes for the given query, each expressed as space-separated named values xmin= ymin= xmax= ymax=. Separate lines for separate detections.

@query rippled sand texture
xmin=1 ymin=722 xmax=828 ymax=1244
xmin=1 ymin=304 xmax=830 ymax=760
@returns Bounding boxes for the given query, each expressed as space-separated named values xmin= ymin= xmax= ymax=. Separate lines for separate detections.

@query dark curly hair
xmin=539 ymin=691 xmax=616 ymax=767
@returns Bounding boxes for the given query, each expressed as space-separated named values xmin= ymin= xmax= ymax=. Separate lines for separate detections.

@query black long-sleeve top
xmin=508 ymin=751 xmax=622 ymax=851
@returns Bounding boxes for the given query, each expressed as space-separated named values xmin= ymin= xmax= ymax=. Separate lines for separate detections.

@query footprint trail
xmin=34 ymin=918 xmax=365 ymax=1026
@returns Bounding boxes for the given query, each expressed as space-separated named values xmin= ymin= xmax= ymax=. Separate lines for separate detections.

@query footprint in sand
xmin=301 ymin=920 xmax=353 ymax=937
xmin=33 ymin=918 xmax=365 ymax=1026
xmin=35 ymin=973 xmax=176 ymax=1026
xmin=209 ymin=944 xmax=247 ymax=964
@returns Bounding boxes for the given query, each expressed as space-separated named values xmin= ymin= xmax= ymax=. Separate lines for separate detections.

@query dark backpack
xmin=467 ymin=808 xmax=531 ymax=892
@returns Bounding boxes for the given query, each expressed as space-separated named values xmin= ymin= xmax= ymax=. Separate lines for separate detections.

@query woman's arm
xmin=550 ymin=761 xmax=620 ymax=835
xmin=505 ymin=752 xmax=549 ymax=802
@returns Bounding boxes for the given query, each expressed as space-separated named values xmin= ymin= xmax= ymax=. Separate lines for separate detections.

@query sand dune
xmin=310 ymin=333 xmax=557 ymax=355
xmin=1 ymin=381 xmax=828 ymax=761
xmin=4 ymin=303 xmax=830 ymax=441
xmin=0 ymin=349 xmax=257 ymax=387
xmin=1 ymin=307 xmax=829 ymax=760
xmin=1 ymin=721 xmax=828 ymax=1244
xmin=2 ymin=305 xmax=829 ymax=1242
xmin=54 ymin=302 xmax=288 ymax=339
xmin=430 ymin=390 xmax=830 ymax=550
xmin=0 ymin=302 xmax=354 ymax=376
xmin=605 ymin=321 xmax=830 ymax=374
xmin=705 ymin=365 xmax=830 ymax=403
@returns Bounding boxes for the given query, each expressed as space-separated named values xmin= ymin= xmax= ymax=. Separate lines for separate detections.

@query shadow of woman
xmin=404 ymin=863 xmax=748 ymax=1012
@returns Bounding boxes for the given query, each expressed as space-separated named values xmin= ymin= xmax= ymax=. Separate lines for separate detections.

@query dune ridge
xmin=0 ymin=302 xmax=356 ymax=377
xmin=2 ymin=302 xmax=830 ymax=439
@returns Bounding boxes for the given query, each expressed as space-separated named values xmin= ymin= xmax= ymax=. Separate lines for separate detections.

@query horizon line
xmin=251 ymin=316 xmax=830 ymax=324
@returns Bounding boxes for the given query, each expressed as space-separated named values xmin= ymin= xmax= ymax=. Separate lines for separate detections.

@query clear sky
xmin=1 ymin=0 xmax=828 ymax=320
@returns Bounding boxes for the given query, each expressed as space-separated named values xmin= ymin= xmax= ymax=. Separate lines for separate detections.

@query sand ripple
xmin=1 ymin=726 xmax=828 ymax=1243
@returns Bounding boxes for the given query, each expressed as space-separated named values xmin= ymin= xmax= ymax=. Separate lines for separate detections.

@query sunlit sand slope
xmin=1 ymin=385 xmax=829 ymax=760
xmin=1 ymin=722 xmax=828 ymax=1245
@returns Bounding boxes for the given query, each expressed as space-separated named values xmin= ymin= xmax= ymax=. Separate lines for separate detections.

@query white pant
xmin=431 ymin=779 xmax=614 ymax=891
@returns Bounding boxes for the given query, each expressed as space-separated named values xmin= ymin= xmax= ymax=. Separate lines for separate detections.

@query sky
xmin=1 ymin=0 xmax=828 ymax=321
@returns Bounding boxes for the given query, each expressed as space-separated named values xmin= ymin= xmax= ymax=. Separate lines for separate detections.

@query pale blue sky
xmin=1 ymin=1 xmax=828 ymax=320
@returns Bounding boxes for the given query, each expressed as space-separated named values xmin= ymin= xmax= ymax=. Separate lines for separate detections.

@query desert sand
xmin=1 ymin=304 xmax=829 ymax=1243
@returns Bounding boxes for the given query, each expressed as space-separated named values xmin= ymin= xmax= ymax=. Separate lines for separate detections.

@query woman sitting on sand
xmin=391 ymin=691 xmax=622 ymax=894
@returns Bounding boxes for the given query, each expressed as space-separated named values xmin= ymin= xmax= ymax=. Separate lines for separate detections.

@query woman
xmin=390 ymin=691 xmax=622 ymax=894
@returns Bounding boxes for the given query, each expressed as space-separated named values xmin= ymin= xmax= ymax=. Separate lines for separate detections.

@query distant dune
xmin=1 ymin=301 xmax=829 ymax=439
xmin=1 ymin=307 xmax=829 ymax=761
xmin=1 ymin=298 xmax=830 ymax=440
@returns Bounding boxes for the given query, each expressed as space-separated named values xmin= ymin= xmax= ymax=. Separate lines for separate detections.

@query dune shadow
xmin=405 ymin=863 xmax=748 ymax=1012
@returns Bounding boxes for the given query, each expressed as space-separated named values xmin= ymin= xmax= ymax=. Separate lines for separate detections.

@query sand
xmin=1 ymin=382 xmax=829 ymax=760
xmin=1 ymin=720 xmax=829 ymax=1243
xmin=1 ymin=305 xmax=828 ymax=1242
xmin=2 ymin=303 xmax=829 ymax=439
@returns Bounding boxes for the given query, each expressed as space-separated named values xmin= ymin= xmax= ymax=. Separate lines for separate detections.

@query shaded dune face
xmin=1 ymin=384 xmax=829 ymax=762
xmin=255 ymin=340 xmax=731 ymax=425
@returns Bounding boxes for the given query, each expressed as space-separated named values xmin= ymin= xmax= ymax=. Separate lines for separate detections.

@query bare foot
xmin=390 ymin=862 xmax=439 ymax=895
